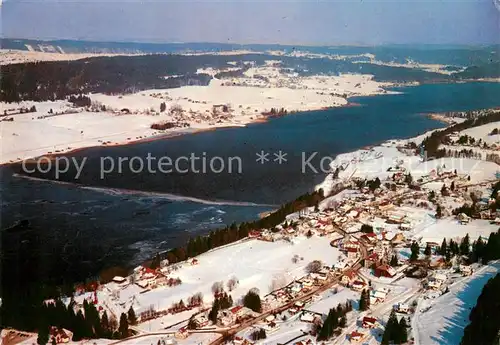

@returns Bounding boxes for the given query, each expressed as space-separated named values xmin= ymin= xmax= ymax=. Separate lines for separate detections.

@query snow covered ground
xmin=414 ymin=261 xmax=500 ymax=345
xmin=415 ymin=219 xmax=498 ymax=243
xmin=307 ymin=287 xmax=360 ymax=315
xmin=124 ymin=236 xmax=345 ymax=331
xmin=1 ymin=69 xmax=390 ymax=164
xmin=459 ymin=122 xmax=500 ymax=145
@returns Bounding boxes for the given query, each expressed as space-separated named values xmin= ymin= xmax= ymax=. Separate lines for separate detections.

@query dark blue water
xmin=2 ymin=82 xmax=500 ymax=274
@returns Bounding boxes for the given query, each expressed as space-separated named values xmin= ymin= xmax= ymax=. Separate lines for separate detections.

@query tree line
xmin=460 ymin=273 xmax=500 ymax=345
xmin=382 ymin=310 xmax=408 ymax=344
xmin=316 ymin=301 xmax=352 ymax=340
xmin=436 ymin=230 xmax=500 ymax=264
xmin=420 ymin=110 xmax=500 ymax=159
xmin=36 ymin=299 xmax=137 ymax=344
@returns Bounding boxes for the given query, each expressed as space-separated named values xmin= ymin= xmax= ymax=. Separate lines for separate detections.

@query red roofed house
xmin=49 ymin=327 xmax=72 ymax=344
xmin=361 ymin=232 xmax=377 ymax=243
xmin=249 ymin=230 xmax=261 ymax=238
xmin=362 ymin=316 xmax=377 ymax=328
xmin=352 ymin=280 xmax=367 ymax=291
xmin=364 ymin=252 xmax=380 ymax=268
xmin=341 ymin=270 xmax=357 ymax=286
xmin=346 ymin=247 xmax=359 ymax=259
xmin=350 ymin=331 xmax=365 ymax=342
xmin=374 ymin=264 xmax=397 ymax=278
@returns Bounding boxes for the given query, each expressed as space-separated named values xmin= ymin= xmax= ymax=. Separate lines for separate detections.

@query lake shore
xmin=0 ymin=72 xmax=393 ymax=165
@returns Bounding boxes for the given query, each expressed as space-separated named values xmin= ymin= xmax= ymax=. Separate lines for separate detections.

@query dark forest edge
xmin=460 ymin=272 xmax=500 ymax=345
xmin=0 ymin=188 xmax=324 ymax=332
xmin=1 ymin=52 xmax=499 ymax=103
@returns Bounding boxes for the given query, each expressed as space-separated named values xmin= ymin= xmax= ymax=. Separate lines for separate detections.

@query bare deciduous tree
xmin=306 ymin=260 xmax=323 ymax=274
xmin=227 ymin=276 xmax=239 ymax=291
xmin=211 ymin=281 xmax=224 ymax=295
xmin=270 ymin=273 xmax=288 ymax=292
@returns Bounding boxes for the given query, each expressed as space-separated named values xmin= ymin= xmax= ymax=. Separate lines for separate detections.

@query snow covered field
xmin=415 ymin=219 xmax=498 ymax=243
xmin=317 ymin=141 xmax=499 ymax=196
xmin=0 ymin=70 xmax=390 ymax=164
xmin=114 ymin=236 xmax=346 ymax=331
xmin=414 ymin=261 xmax=500 ymax=345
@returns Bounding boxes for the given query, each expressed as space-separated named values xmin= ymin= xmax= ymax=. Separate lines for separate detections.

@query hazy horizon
xmin=2 ymin=0 xmax=500 ymax=46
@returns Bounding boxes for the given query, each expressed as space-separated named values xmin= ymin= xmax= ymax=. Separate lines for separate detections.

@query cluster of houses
xmin=263 ymin=269 xmax=333 ymax=311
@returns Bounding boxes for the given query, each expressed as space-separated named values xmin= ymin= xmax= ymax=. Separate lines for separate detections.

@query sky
xmin=1 ymin=0 xmax=499 ymax=45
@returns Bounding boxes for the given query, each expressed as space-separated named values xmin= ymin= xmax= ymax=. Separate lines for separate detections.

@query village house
xmin=343 ymin=238 xmax=361 ymax=250
xmin=112 ymin=276 xmax=127 ymax=284
xmin=174 ymin=327 xmax=189 ymax=339
xmin=346 ymin=247 xmax=359 ymax=260
xmin=362 ymin=316 xmax=378 ymax=329
xmin=457 ymin=213 xmax=471 ymax=225
xmin=374 ymin=263 xmax=397 ymax=278
xmin=364 ymin=252 xmax=380 ymax=268
xmin=370 ymin=288 xmax=389 ymax=305
xmin=460 ymin=264 xmax=473 ymax=276
xmin=396 ymin=303 xmax=410 ymax=314
xmin=350 ymin=331 xmax=366 ymax=343
xmin=49 ymin=327 xmax=72 ymax=344
xmin=341 ymin=270 xmax=357 ymax=286
xmin=300 ymin=312 xmax=315 ymax=323
xmin=360 ymin=232 xmax=377 ymax=244
xmin=334 ymin=260 xmax=349 ymax=272
xmin=352 ymin=280 xmax=368 ymax=292
xmin=260 ymin=321 xmax=280 ymax=334
xmin=193 ymin=314 xmax=209 ymax=328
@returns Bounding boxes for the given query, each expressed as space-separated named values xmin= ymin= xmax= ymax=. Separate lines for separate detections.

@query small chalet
xmin=360 ymin=232 xmax=377 ymax=243
xmin=362 ymin=316 xmax=377 ymax=328
xmin=300 ymin=312 xmax=315 ymax=323
xmin=187 ymin=258 xmax=199 ymax=265
xmin=346 ymin=247 xmax=359 ymax=259
xmin=193 ymin=314 xmax=209 ymax=328
xmin=341 ymin=270 xmax=357 ymax=286
xmin=364 ymin=252 xmax=380 ymax=268
xmin=396 ymin=303 xmax=410 ymax=314
xmin=49 ymin=327 xmax=72 ymax=344
xmin=352 ymin=280 xmax=367 ymax=292
xmin=460 ymin=264 xmax=473 ymax=276
xmin=374 ymin=264 xmax=396 ymax=278
xmin=370 ymin=290 xmax=388 ymax=305
xmin=112 ymin=276 xmax=127 ymax=284
xmin=350 ymin=331 xmax=365 ymax=342
xmin=334 ymin=260 xmax=348 ymax=272
xmin=457 ymin=213 xmax=471 ymax=224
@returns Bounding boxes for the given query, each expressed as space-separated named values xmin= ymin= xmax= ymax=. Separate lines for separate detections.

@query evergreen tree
xmin=439 ymin=238 xmax=448 ymax=256
xmin=243 ymin=289 xmax=262 ymax=313
xmin=410 ymin=242 xmax=420 ymax=261
xmin=399 ymin=317 xmax=408 ymax=343
xmin=382 ymin=310 xmax=399 ymax=345
xmin=436 ymin=204 xmax=443 ymax=218
xmin=127 ymin=306 xmax=137 ymax=325
xmin=424 ymin=244 xmax=432 ymax=256
xmin=359 ymin=290 xmax=366 ymax=311
xmin=390 ymin=255 xmax=399 ymax=267
xmin=208 ymin=302 xmax=219 ymax=324
xmin=37 ymin=325 xmax=49 ymax=345
xmin=101 ymin=311 xmax=111 ymax=338
xmin=118 ymin=313 xmax=129 ymax=339
xmin=460 ymin=234 xmax=470 ymax=256
xmin=339 ymin=315 xmax=347 ymax=328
